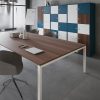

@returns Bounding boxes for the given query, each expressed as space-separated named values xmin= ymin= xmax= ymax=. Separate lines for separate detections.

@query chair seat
xmin=0 ymin=50 xmax=23 ymax=75
xmin=0 ymin=61 xmax=17 ymax=75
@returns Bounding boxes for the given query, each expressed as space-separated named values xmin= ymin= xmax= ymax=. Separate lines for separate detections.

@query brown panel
xmin=78 ymin=14 xmax=90 ymax=24
xmin=78 ymin=34 xmax=89 ymax=54
xmin=38 ymin=6 xmax=43 ymax=21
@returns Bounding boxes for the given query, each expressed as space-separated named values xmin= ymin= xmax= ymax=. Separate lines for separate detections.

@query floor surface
xmin=0 ymin=54 xmax=100 ymax=100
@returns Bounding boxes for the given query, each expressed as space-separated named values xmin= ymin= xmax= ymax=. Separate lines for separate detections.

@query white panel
xmin=68 ymin=5 xmax=78 ymax=23
xmin=78 ymin=24 xmax=90 ymax=35
xmin=51 ymin=6 xmax=58 ymax=14
xmin=51 ymin=22 xmax=58 ymax=30
xmin=68 ymin=32 xmax=78 ymax=42
xmin=38 ymin=28 xmax=44 ymax=35
xmin=44 ymin=14 xmax=50 ymax=29
xmin=58 ymin=14 xmax=67 ymax=23
xmin=58 ymin=31 xmax=67 ymax=40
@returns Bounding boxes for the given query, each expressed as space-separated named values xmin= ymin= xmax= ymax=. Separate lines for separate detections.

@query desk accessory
xmin=19 ymin=45 xmax=29 ymax=49
xmin=10 ymin=33 xmax=20 ymax=38
xmin=25 ymin=47 xmax=44 ymax=54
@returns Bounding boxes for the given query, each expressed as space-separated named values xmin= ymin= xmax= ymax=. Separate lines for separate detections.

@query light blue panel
xmin=68 ymin=23 xmax=77 ymax=33
xmin=51 ymin=14 xmax=58 ymax=22
xmin=58 ymin=23 xmax=68 ymax=31
xmin=38 ymin=21 xmax=43 ymax=28
xmin=44 ymin=6 xmax=51 ymax=14
xmin=78 ymin=3 xmax=91 ymax=14
xmin=58 ymin=5 xmax=67 ymax=14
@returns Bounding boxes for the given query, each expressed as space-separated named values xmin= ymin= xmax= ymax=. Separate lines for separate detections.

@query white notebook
xmin=25 ymin=47 xmax=44 ymax=54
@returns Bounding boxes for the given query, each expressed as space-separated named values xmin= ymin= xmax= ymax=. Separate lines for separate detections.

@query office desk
xmin=0 ymin=32 xmax=86 ymax=100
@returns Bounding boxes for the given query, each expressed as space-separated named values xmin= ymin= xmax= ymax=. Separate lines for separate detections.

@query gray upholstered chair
xmin=0 ymin=50 xmax=28 ymax=100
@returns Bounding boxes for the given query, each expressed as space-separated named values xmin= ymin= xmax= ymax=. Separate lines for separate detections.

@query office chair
xmin=0 ymin=50 xmax=29 ymax=100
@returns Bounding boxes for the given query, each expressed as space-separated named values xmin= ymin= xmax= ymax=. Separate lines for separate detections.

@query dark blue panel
xmin=43 ymin=6 xmax=51 ymax=14
xmin=38 ymin=21 xmax=43 ymax=28
xmin=58 ymin=23 xmax=68 ymax=31
xmin=78 ymin=3 xmax=90 ymax=14
xmin=68 ymin=23 xmax=77 ymax=33
xmin=51 ymin=14 xmax=58 ymax=22
xmin=51 ymin=30 xmax=58 ymax=38
xmin=89 ymin=3 xmax=95 ymax=56
xmin=58 ymin=5 xmax=67 ymax=14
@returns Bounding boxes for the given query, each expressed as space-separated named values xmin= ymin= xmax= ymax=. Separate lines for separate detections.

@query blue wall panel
xmin=59 ymin=23 xmax=68 ymax=31
xmin=59 ymin=5 xmax=67 ymax=14
xmin=51 ymin=14 xmax=58 ymax=22
xmin=44 ymin=6 xmax=51 ymax=14
xmin=78 ymin=3 xmax=90 ymax=14
xmin=68 ymin=23 xmax=77 ymax=33
xmin=38 ymin=21 xmax=43 ymax=28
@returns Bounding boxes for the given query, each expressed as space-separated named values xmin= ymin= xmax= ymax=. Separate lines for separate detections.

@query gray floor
xmin=0 ymin=54 xmax=100 ymax=100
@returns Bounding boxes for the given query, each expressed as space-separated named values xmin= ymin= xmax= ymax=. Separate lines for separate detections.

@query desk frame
xmin=37 ymin=46 xmax=86 ymax=100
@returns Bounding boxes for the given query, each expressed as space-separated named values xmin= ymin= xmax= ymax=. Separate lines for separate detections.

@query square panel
xmin=58 ymin=5 xmax=67 ymax=14
xmin=58 ymin=14 xmax=67 ymax=23
xmin=68 ymin=4 xmax=78 ymax=23
xmin=67 ymin=23 xmax=78 ymax=33
xmin=78 ymin=24 xmax=89 ymax=35
xmin=51 ymin=6 xmax=58 ymax=14
xmin=58 ymin=23 xmax=68 ymax=31
xmin=44 ymin=6 xmax=51 ymax=14
xmin=38 ymin=28 xmax=44 ymax=35
xmin=51 ymin=14 xmax=58 ymax=22
xmin=51 ymin=22 xmax=58 ymax=30
xmin=38 ymin=21 xmax=43 ymax=28
xmin=43 ymin=14 xmax=50 ymax=29
xmin=78 ymin=3 xmax=90 ymax=14
xmin=68 ymin=32 xmax=78 ymax=42
xmin=58 ymin=31 xmax=67 ymax=40
xmin=78 ymin=14 xmax=89 ymax=24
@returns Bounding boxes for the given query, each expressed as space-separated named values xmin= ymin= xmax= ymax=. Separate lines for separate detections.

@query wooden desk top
xmin=0 ymin=32 xmax=85 ymax=65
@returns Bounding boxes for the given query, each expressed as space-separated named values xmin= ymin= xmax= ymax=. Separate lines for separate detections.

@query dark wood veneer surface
xmin=0 ymin=33 xmax=85 ymax=65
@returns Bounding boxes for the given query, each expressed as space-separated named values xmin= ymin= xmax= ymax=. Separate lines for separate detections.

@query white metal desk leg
xmin=37 ymin=66 xmax=42 ymax=100
xmin=83 ymin=47 xmax=86 ymax=73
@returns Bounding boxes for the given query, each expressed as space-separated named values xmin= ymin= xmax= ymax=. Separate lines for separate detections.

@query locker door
xmin=44 ymin=14 xmax=50 ymax=29
xmin=68 ymin=32 xmax=78 ymax=42
xmin=78 ymin=34 xmax=89 ymax=55
xmin=58 ymin=31 xmax=67 ymax=40
xmin=51 ymin=6 xmax=58 ymax=14
xmin=78 ymin=24 xmax=90 ymax=35
xmin=68 ymin=4 xmax=78 ymax=23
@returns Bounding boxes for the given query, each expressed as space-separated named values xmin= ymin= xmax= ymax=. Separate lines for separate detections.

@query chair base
xmin=0 ymin=76 xmax=29 ymax=100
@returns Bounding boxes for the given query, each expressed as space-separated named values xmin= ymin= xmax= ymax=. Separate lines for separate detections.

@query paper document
xmin=25 ymin=47 xmax=44 ymax=54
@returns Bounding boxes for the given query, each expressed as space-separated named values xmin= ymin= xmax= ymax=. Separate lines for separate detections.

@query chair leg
xmin=13 ymin=79 xmax=23 ymax=100
xmin=14 ymin=78 xmax=29 ymax=86
xmin=0 ymin=79 xmax=11 ymax=94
